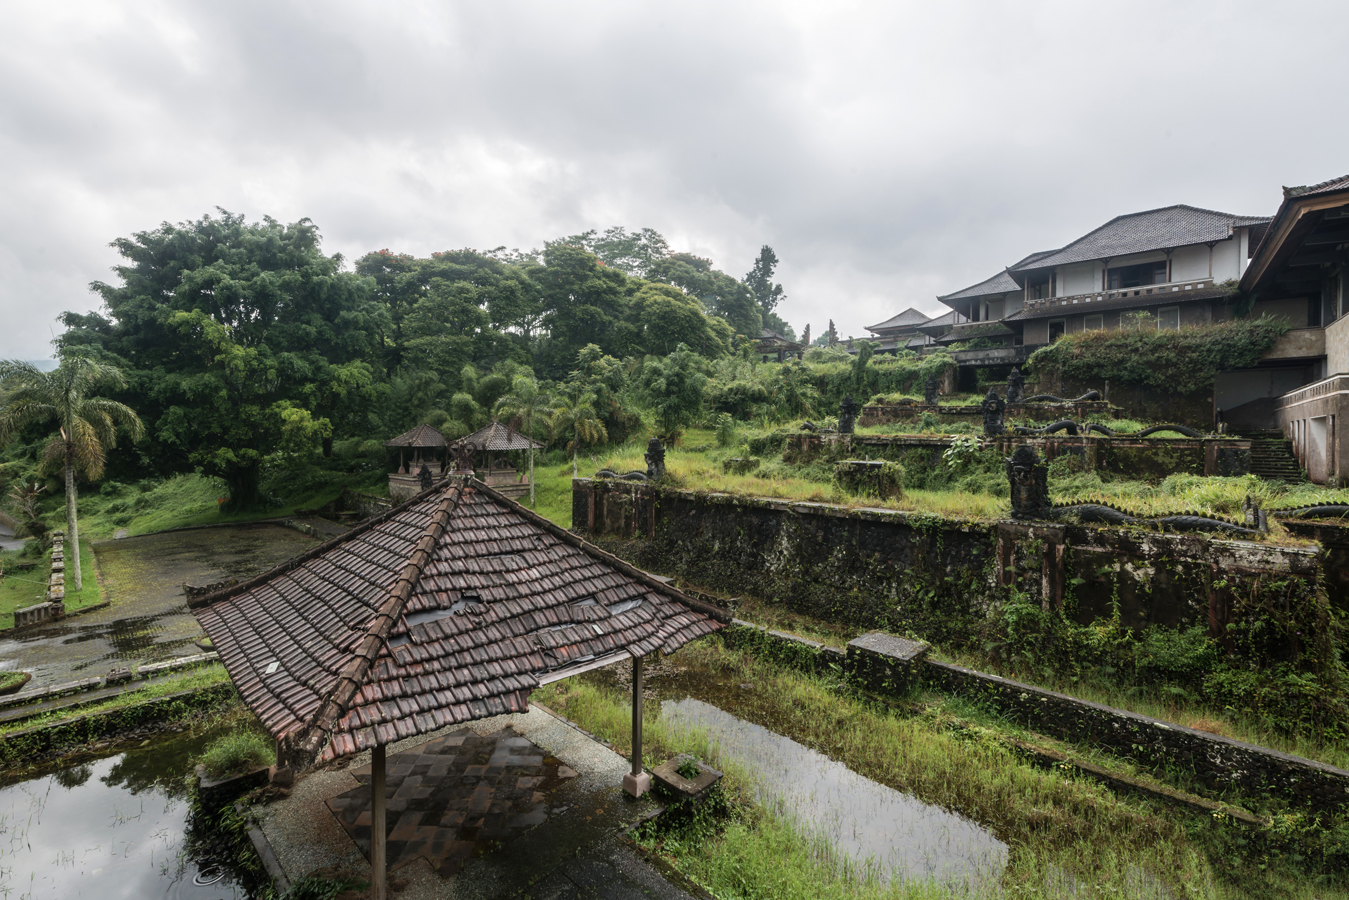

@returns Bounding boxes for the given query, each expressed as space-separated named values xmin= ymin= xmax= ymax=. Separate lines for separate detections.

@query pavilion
xmin=189 ymin=476 xmax=727 ymax=898
xmin=383 ymin=424 xmax=449 ymax=499
xmin=451 ymin=421 xmax=546 ymax=501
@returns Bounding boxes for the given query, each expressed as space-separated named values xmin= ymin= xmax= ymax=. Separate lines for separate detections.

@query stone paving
xmin=327 ymin=727 xmax=580 ymax=878
xmin=257 ymin=704 xmax=700 ymax=900
xmin=0 ymin=524 xmax=317 ymax=687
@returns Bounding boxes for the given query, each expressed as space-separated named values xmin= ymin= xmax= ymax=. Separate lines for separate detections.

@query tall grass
xmin=534 ymin=640 xmax=1335 ymax=899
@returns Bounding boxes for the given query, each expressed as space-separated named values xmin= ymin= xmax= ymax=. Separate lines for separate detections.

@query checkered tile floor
xmin=327 ymin=726 xmax=579 ymax=878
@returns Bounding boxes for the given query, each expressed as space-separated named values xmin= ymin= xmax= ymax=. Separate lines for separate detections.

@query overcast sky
xmin=2 ymin=0 xmax=1345 ymax=359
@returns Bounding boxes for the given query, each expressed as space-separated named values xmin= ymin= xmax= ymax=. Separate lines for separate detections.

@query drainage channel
xmin=591 ymin=659 xmax=1009 ymax=891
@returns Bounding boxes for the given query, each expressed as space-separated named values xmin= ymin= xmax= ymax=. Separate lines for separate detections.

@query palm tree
xmin=0 ymin=356 xmax=144 ymax=592
xmin=549 ymin=391 xmax=608 ymax=473
xmin=493 ymin=375 xmax=552 ymax=507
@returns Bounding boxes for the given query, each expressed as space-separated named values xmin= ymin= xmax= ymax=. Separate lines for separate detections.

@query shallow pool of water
xmin=0 ymin=727 xmax=250 ymax=899
xmin=663 ymin=697 xmax=1008 ymax=888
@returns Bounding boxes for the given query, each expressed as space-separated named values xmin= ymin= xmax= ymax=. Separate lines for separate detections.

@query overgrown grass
xmin=199 ymin=730 xmax=274 ymax=779
xmin=0 ymin=663 xmax=232 ymax=739
xmin=537 ymin=640 xmax=1342 ymax=899
xmin=0 ymin=538 xmax=103 ymax=627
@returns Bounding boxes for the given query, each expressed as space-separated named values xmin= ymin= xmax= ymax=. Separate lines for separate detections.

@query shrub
xmin=714 ymin=413 xmax=737 ymax=447
xmin=199 ymin=731 xmax=274 ymax=779
xmin=832 ymin=460 xmax=904 ymax=500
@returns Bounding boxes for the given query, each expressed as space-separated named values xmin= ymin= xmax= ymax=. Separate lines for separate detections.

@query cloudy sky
xmin=2 ymin=0 xmax=1345 ymax=358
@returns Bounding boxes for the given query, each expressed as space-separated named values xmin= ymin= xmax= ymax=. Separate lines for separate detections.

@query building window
xmin=1157 ymin=307 xmax=1179 ymax=330
xmin=1084 ymin=314 xmax=1104 ymax=331
xmin=1048 ymin=319 xmax=1066 ymax=341
xmin=1108 ymin=261 xmax=1168 ymax=289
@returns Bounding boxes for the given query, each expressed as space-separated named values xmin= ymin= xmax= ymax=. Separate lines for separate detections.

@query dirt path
xmin=0 ymin=524 xmax=318 ymax=688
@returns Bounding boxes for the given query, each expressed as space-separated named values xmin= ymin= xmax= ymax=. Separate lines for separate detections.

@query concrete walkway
xmin=0 ymin=524 xmax=317 ymax=688
xmin=257 ymin=705 xmax=700 ymax=900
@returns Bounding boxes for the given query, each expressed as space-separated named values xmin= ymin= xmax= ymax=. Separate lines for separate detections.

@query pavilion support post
xmin=622 ymin=655 xmax=651 ymax=797
xmin=372 ymin=743 xmax=388 ymax=900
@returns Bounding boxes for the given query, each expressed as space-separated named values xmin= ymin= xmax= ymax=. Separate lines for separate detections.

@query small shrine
xmin=384 ymin=424 xmax=449 ymax=500
xmin=451 ymin=421 xmax=545 ymax=500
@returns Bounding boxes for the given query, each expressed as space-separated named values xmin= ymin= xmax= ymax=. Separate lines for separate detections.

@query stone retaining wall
xmin=573 ymin=479 xmax=1325 ymax=636
xmin=723 ymin=620 xmax=1346 ymax=813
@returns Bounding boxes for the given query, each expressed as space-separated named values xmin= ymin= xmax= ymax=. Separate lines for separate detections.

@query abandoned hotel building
xmin=856 ymin=174 xmax=1349 ymax=484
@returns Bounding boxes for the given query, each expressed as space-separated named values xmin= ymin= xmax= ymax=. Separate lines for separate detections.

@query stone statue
xmin=645 ymin=438 xmax=666 ymax=481
xmin=838 ymin=394 xmax=860 ymax=434
xmin=924 ymin=376 xmax=939 ymax=406
xmin=1006 ymin=367 xmax=1025 ymax=404
xmin=418 ymin=463 xmax=433 ymax=491
xmin=980 ymin=389 xmax=1006 ymax=436
xmin=1006 ymin=446 xmax=1050 ymax=519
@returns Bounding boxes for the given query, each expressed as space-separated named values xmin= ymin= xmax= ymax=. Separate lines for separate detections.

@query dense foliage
xmin=1026 ymin=316 xmax=1290 ymax=390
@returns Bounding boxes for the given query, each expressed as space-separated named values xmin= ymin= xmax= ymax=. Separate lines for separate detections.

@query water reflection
xmin=0 ymin=729 xmax=246 ymax=899
xmin=662 ymin=698 xmax=1008 ymax=889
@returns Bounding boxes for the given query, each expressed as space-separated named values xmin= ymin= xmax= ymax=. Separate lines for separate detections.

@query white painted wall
xmin=1005 ymin=291 xmax=1024 ymax=314
xmin=1171 ymin=244 xmax=1211 ymax=281
xmin=1212 ymin=239 xmax=1241 ymax=281
xmin=1055 ymin=263 xmax=1098 ymax=297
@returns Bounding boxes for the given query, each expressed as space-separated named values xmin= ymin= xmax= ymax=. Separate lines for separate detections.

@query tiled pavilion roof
xmin=190 ymin=478 xmax=728 ymax=767
xmin=384 ymin=423 xmax=448 ymax=448
xmin=455 ymin=421 xmax=544 ymax=452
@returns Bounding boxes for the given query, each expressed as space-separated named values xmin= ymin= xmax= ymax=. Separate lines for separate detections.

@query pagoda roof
xmin=191 ymin=478 xmax=727 ymax=767
xmin=384 ymin=423 xmax=448 ymax=449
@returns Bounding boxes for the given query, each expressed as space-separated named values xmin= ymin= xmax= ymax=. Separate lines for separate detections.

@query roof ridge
xmin=472 ymin=478 xmax=732 ymax=624
xmin=287 ymin=479 xmax=466 ymax=765
xmin=187 ymin=479 xmax=456 ymax=611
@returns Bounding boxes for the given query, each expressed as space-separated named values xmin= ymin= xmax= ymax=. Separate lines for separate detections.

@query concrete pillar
xmin=372 ymin=743 xmax=387 ymax=900
xmin=622 ymin=656 xmax=651 ymax=797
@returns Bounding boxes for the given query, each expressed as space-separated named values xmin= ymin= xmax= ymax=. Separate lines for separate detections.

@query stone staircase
xmin=1238 ymin=429 xmax=1307 ymax=483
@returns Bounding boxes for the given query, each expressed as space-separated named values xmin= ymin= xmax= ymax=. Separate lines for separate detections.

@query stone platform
xmin=256 ymin=705 xmax=698 ymax=900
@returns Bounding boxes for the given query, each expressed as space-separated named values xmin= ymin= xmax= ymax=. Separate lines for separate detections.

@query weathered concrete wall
xmin=786 ymin=433 xmax=1250 ymax=480
xmin=1030 ymin=371 xmax=1215 ymax=429
xmin=573 ymin=479 xmax=1324 ymax=639
xmin=860 ymin=400 xmax=1116 ymax=428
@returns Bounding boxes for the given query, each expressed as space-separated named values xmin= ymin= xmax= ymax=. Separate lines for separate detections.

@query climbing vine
xmin=1026 ymin=316 xmax=1289 ymax=390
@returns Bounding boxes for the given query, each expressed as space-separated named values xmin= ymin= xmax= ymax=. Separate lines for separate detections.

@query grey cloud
xmin=1 ymin=0 xmax=1345 ymax=359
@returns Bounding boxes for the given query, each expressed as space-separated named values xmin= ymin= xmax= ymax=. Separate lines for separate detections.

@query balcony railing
xmin=1023 ymin=278 xmax=1219 ymax=313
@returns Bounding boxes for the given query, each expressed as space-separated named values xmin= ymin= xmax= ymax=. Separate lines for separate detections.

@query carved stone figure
xmin=1006 ymin=446 xmax=1050 ymax=519
xmin=418 ymin=463 xmax=433 ymax=491
xmin=838 ymin=394 xmax=860 ymax=434
xmin=645 ymin=438 xmax=666 ymax=481
xmin=980 ymin=389 xmax=1006 ymax=436
xmin=1006 ymin=367 xmax=1025 ymax=404
xmin=924 ymin=376 xmax=939 ymax=406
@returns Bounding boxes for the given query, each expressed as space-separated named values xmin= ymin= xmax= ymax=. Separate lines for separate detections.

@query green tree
xmin=549 ymin=389 xmax=608 ymax=466
xmin=552 ymin=227 xmax=670 ymax=277
xmin=646 ymin=253 xmax=761 ymax=338
xmin=745 ymin=245 xmax=789 ymax=337
xmin=535 ymin=243 xmax=631 ymax=374
xmin=493 ymin=375 xmax=553 ymax=506
xmin=62 ymin=211 xmax=384 ymax=492
xmin=637 ymin=344 xmax=707 ymax=437
xmin=0 ymin=356 xmax=143 ymax=591
xmin=627 ymin=282 xmax=733 ymax=358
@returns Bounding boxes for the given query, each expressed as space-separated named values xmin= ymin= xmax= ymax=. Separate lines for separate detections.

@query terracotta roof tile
xmin=193 ymin=478 xmax=728 ymax=767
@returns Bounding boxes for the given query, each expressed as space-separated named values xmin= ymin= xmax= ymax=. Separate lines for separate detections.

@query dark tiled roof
xmin=915 ymin=309 xmax=963 ymax=336
xmin=865 ymin=307 xmax=930 ymax=332
xmin=1285 ymin=174 xmax=1349 ymax=199
xmin=938 ymin=270 xmax=1021 ymax=303
xmin=385 ymin=423 xmax=448 ymax=448
xmin=1007 ymin=249 xmax=1059 ymax=269
xmin=757 ymin=329 xmax=801 ymax=347
xmin=192 ymin=479 xmax=727 ymax=766
xmin=1011 ymin=206 xmax=1271 ymax=272
xmin=1003 ymin=286 xmax=1233 ymax=322
xmin=456 ymin=421 xmax=544 ymax=452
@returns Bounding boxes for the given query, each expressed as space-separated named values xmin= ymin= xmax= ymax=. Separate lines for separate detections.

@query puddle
xmin=662 ymin=697 xmax=1007 ymax=888
xmin=0 ymin=524 xmax=317 ymax=688
xmin=0 ymin=725 xmax=256 ymax=899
